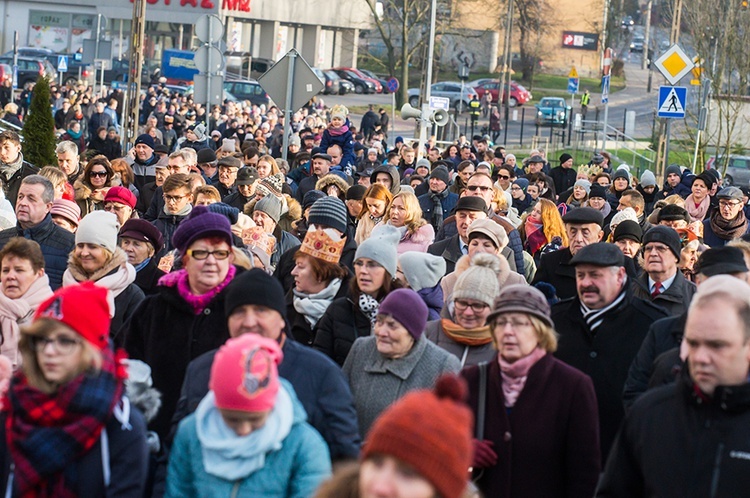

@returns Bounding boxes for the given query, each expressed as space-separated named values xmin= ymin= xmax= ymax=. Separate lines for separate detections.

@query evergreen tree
xmin=20 ymin=76 xmax=56 ymax=167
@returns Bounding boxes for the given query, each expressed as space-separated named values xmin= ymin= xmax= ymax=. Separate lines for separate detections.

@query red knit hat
xmin=209 ymin=334 xmax=283 ymax=412
xmin=104 ymin=186 xmax=137 ymax=209
xmin=34 ymin=282 xmax=111 ymax=351
xmin=361 ymin=375 xmax=474 ymax=498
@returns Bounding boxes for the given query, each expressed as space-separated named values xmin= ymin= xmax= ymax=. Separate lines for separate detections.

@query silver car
xmin=407 ymin=81 xmax=479 ymax=111
xmin=707 ymin=155 xmax=750 ymax=187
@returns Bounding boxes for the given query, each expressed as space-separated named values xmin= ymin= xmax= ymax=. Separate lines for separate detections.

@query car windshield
xmin=541 ymin=99 xmax=563 ymax=107
xmin=325 ymin=70 xmax=339 ymax=79
xmin=344 ymin=70 xmax=359 ymax=78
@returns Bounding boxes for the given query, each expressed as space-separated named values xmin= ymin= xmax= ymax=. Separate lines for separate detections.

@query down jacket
xmin=313 ymin=292 xmax=373 ymax=366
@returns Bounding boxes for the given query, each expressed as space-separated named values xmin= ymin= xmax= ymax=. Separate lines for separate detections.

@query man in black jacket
xmin=553 ymin=242 xmax=668 ymax=464
xmin=171 ymin=269 xmax=361 ymax=460
xmin=550 ymin=153 xmax=577 ymax=200
xmin=0 ymin=130 xmax=38 ymax=208
xmin=598 ymin=276 xmax=750 ymax=496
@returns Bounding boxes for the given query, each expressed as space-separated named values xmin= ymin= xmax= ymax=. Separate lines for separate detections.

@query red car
xmin=473 ymin=80 xmax=532 ymax=107
xmin=331 ymin=67 xmax=383 ymax=93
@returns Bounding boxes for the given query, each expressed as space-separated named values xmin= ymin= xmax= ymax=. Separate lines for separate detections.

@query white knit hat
xmin=76 ymin=211 xmax=120 ymax=253
xmin=451 ymin=253 xmax=501 ymax=307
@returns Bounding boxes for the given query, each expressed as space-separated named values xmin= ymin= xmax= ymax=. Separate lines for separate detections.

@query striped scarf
xmin=579 ymin=286 xmax=627 ymax=332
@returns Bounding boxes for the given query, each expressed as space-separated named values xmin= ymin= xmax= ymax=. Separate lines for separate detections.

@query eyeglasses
xmin=719 ymin=200 xmax=741 ymax=208
xmin=186 ymin=249 xmax=231 ymax=260
xmin=90 ymin=171 xmax=108 ymax=178
xmin=510 ymin=187 xmax=522 ymax=191
xmin=493 ymin=318 xmax=533 ymax=329
xmin=31 ymin=335 xmax=81 ymax=355
xmin=467 ymin=185 xmax=492 ymax=192
xmin=164 ymin=194 xmax=188 ymax=203
xmin=354 ymin=260 xmax=383 ymax=270
xmin=498 ymin=175 xmax=510 ymax=180
xmin=454 ymin=299 xmax=489 ymax=313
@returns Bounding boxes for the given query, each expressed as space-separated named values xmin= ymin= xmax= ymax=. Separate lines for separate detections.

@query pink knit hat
xmin=209 ymin=334 xmax=283 ymax=412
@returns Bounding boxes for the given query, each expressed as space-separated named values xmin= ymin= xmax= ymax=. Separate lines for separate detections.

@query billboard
xmin=561 ymin=31 xmax=599 ymax=51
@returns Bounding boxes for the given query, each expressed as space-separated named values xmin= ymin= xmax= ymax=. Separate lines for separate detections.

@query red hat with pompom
xmin=361 ymin=375 xmax=474 ymax=498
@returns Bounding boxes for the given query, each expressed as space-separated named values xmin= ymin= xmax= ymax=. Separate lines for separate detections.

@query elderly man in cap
xmin=553 ymin=242 xmax=668 ymax=464
xmin=632 ymin=225 xmax=696 ymax=316
xmin=550 ymin=152 xmax=577 ymax=197
xmin=599 ymin=275 xmax=750 ymax=496
xmin=196 ymin=148 xmax=218 ymax=184
xmin=222 ymin=167 xmax=259 ymax=210
xmin=418 ymin=165 xmax=459 ymax=232
xmin=524 ymin=154 xmax=555 ymax=195
xmin=211 ymin=156 xmax=241 ymax=199
xmin=427 ymin=196 xmax=488 ymax=274
xmin=703 ymin=186 xmax=750 ymax=247
xmin=127 ymin=133 xmax=159 ymax=190
xmin=172 ymin=269 xmax=361 ymax=460
xmin=623 ymin=245 xmax=750 ymax=409
xmin=296 ymin=153 xmax=332 ymax=202
xmin=612 ymin=219 xmax=642 ymax=260
xmin=656 ymin=204 xmax=690 ymax=230
xmin=532 ymin=207 xmax=605 ymax=299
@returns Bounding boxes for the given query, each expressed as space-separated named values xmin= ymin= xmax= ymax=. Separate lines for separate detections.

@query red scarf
xmin=5 ymin=347 xmax=126 ymax=497
xmin=524 ymin=217 xmax=547 ymax=257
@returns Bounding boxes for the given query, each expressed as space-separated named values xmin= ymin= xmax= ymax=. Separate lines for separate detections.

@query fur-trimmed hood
xmin=315 ymin=173 xmax=350 ymax=200
xmin=73 ymin=173 xmax=122 ymax=201
xmin=243 ymin=193 xmax=302 ymax=235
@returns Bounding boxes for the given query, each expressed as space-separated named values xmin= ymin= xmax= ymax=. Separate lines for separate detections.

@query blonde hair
xmin=663 ymin=194 xmax=686 ymax=208
xmin=19 ymin=319 xmax=102 ymax=394
xmin=258 ymin=155 xmax=280 ymax=176
xmin=492 ymin=186 xmax=508 ymax=212
xmin=491 ymin=314 xmax=558 ymax=353
xmin=387 ymin=192 xmax=427 ymax=234
xmin=358 ymin=184 xmax=393 ymax=220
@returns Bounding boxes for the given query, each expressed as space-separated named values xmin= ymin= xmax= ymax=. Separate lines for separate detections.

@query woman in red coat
xmin=461 ymin=284 xmax=601 ymax=498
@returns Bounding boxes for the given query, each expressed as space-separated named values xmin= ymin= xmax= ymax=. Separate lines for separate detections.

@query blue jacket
xmin=319 ymin=120 xmax=356 ymax=175
xmin=702 ymin=215 xmax=750 ymax=247
xmin=166 ymin=384 xmax=331 ymax=498
xmin=0 ymin=214 xmax=75 ymax=290
xmin=418 ymin=191 xmax=459 ymax=229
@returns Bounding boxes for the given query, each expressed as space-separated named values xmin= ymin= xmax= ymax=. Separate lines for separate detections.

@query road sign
xmin=601 ymin=74 xmax=610 ymax=104
xmin=568 ymin=78 xmax=579 ymax=94
xmin=458 ymin=64 xmax=470 ymax=81
xmin=429 ymin=96 xmax=450 ymax=111
xmin=195 ymin=15 xmax=224 ymax=44
xmin=194 ymin=73 xmax=224 ymax=108
xmin=81 ymin=39 xmax=112 ymax=65
xmin=194 ymin=45 xmax=224 ymax=73
xmin=568 ymin=66 xmax=578 ymax=79
xmin=654 ymin=44 xmax=694 ymax=85
xmin=257 ymin=49 xmax=323 ymax=113
xmin=657 ymin=85 xmax=687 ymax=118
xmin=57 ymin=56 xmax=68 ymax=73
xmin=386 ymin=77 xmax=399 ymax=93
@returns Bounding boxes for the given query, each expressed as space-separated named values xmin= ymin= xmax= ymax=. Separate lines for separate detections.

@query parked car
xmin=359 ymin=69 xmax=390 ymax=93
xmin=706 ymin=155 xmax=750 ymax=187
xmin=223 ymin=78 xmax=270 ymax=106
xmin=2 ymin=49 xmax=93 ymax=86
xmin=407 ymin=81 xmax=479 ymax=111
xmin=472 ymin=79 xmax=532 ymax=107
xmin=224 ymin=56 xmax=275 ymax=80
xmin=101 ymin=58 xmax=152 ymax=86
xmin=535 ymin=97 xmax=571 ymax=127
xmin=330 ymin=68 xmax=378 ymax=94
xmin=0 ymin=56 xmax=57 ymax=87
xmin=312 ymin=67 xmax=340 ymax=95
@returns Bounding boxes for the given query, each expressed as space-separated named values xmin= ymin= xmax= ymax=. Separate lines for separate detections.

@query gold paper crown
xmin=300 ymin=228 xmax=345 ymax=264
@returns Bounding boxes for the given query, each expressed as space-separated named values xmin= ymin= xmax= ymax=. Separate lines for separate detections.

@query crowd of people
xmin=0 ymin=81 xmax=747 ymax=497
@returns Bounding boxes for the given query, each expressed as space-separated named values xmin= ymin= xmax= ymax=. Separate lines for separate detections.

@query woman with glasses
xmin=314 ymin=225 xmax=402 ymax=366
xmin=0 ymin=283 xmax=148 ymax=496
xmin=378 ymin=191 xmax=434 ymax=254
xmin=343 ymin=288 xmax=460 ymax=438
xmin=703 ymin=186 xmax=750 ymax=247
xmin=461 ymin=285 xmax=600 ymax=498
xmin=124 ymin=206 xmax=240 ymax=445
xmin=63 ymin=211 xmax=144 ymax=345
xmin=74 ymin=154 xmax=118 ymax=217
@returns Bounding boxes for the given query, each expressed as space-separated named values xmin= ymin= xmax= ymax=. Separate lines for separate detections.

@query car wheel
xmin=509 ymin=97 xmax=518 ymax=108
xmin=64 ymin=76 xmax=77 ymax=86
xmin=725 ymin=176 xmax=734 ymax=187
xmin=409 ymin=96 xmax=419 ymax=107
xmin=355 ymin=84 xmax=364 ymax=94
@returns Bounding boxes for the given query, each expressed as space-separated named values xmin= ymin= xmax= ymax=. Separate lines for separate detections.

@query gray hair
xmin=55 ymin=140 xmax=79 ymax=157
xmin=169 ymin=147 xmax=197 ymax=166
xmin=20 ymin=175 xmax=55 ymax=204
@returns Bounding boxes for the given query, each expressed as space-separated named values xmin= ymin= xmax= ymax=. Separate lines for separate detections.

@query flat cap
xmin=570 ymin=242 xmax=625 ymax=267
xmin=312 ymin=153 xmax=332 ymax=162
xmin=528 ymin=155 xmax=544 ymax=163
xmin=717 ymin=186 xmax=744 ymax=202
xmin=562 ymin=207 xmax=604 ymax=227
xmin=454 ymin=196 xmax=487 ymax=213
xmin=696 ymin=246 xmax=749 ymax=277
xmin=217 ymin=156 xmax=241 ymax=169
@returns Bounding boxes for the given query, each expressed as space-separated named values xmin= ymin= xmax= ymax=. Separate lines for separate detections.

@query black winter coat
xmin=550 ymin=166 xmax=577 ymax=198
xmin=152 ymin=210 xmax=188 ymax=253
xmin=172 ymin=337 xmax=361 ymax=460
xmin=631 ymin=271 xmax=696 ymax=317
xmin=110 ymin=283 xmax=145 ymax=347
xmin=123 ymin=275 xmax=238 ymax=440
xmin=135 ymin=182 xmax=158 ymax=217
xmin=552 ymin=289 xmax=668 ymax=463
xmin=134 ymin=257 xmax=166 ymax=296
xmin=313 ymin=294 xmax=372 ymax=366
xmin=274 ymin=233 xmax=357 ymax=294
xmin=285 ymin=274 xmax=350 ymax=345
xmin=622 ymin=313 xmax=685 ymax=409
xmin=143 ymin=186 xmax=165 ymax=222
xmin=0 ymin=398 xmax=149 ymax=497
xmin=597 ymin=368 xmax=750 ymax=497
xmin=532 ymin=247 xmax=577 ymax=300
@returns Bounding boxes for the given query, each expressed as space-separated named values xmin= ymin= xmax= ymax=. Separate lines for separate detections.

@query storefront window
xmin=28 ymin=11 xmax=97 ymax=53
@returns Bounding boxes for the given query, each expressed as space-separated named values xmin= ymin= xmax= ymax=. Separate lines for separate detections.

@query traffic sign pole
xmin=281 ymin=51 xmax=296 ymax=162
xmin=601 ymin=50 xmax=612 ymax=152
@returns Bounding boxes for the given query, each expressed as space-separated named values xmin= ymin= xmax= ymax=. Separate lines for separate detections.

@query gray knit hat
xmin=640 ymin=170 xmax=657 ymax=188
xmin=451 ymin=253 xmax=501 ymax=307
xmin=255 ymin=195 xmax=282 ymax=224
xmin=399 ymin=252 xmax=446 ymax=292
xmin=76 ymin=211 xmax=120 ymax=253
xmin=355 ymin=224 xmax=401 ymax=277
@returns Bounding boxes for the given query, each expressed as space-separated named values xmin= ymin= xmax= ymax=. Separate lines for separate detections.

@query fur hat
xmin=330 ymin=104 xmax=349 ymax=121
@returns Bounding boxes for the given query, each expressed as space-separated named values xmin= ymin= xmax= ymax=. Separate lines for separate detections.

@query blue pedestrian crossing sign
xmin=57 ymin=56 xmax=68 ymax=73
xmin=568 ymin=78 xmax=579 ymax=94
xmin=657 ymin=86 xmax=687 ymax=119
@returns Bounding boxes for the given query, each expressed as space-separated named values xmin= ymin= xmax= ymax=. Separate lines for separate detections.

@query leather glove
xmin=472 ymin=438 xmax=498 ymax=468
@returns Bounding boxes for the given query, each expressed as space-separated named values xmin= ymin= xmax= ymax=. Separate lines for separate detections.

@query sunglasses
xmin=498 ymin=175 xmax=510 ymax=180
xmin=90 ymin=171 xmax=108 ymax=178
xmin=467 ymin=185 xmax=492 ymax=192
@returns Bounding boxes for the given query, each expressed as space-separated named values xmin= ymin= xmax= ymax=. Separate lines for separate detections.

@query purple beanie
xmin=378 ymin=288 xmax=429 ymax=340
xmin=171 ymin=205 xmax=233 ymax=254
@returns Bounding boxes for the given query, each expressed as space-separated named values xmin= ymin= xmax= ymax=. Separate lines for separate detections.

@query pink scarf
xmin=498 ymin=347 xmax=546 ymax=407
xmin=685 ymin=194 xmax=710 ymax=222
xmin=0 ymin=275 xmax=53 ymax=368
xmin=328 ymin=123 xmax=349 ymax=136
xmin=158 ymin=266 xmax=236 ymax=315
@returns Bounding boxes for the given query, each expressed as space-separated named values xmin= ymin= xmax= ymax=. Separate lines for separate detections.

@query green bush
xmin=21 ymin=76 xmax=56 ymax=168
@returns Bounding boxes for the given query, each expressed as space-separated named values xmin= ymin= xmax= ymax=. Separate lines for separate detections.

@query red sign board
xmin=223 ymin=0 xmax=251 ymax=11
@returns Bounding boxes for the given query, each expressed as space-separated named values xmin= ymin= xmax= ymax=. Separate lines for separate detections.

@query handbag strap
xmin=476 ymin=361 xmax=488 ymax=440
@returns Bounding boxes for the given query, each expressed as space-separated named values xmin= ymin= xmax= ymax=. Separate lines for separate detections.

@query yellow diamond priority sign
xmin=654 ymin=44 xmax=694 ymax=85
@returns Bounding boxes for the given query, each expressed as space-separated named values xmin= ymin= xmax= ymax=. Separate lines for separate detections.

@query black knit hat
xmin=642 ymin=225 xmax=681 ymax=261
xmin=613 ymin=220 xmax=643 ymax=243
xmin=696 ymin=246 xmax=749 ymax=277
xmin=308 ymin=196 xmax=349 ymax=234
xmin=302 ymin=190 xmax=326 ymax=211
xmin=589 ymin=185 xmax=608 ymax=200
xmin=346 ymin=184 xmax=367 ymax=201
xmin=225 ymin=269 xmax=287 ymax=320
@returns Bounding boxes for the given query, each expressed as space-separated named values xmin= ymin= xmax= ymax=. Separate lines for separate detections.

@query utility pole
xmin=501 ymin=0 xmax=514 ymax=146
xmin=125 ymin=0 xmax=147 ymax=150
xmin=642 ymin=0 xmax=653 ymax=70
xmin=417 ymin=0 xmax=438 ymax=158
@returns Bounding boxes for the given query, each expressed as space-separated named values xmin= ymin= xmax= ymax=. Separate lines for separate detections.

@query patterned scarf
xmin=358 ymin=293 xmax=380 ymax=327
xmin=524 ymin=217 xmax=547 ymax=256
xmin=428 ymin=189 xmax=449 ymax=230
xmin=441 ymin=318 xmax=493 ymax=346
xmin=5 ymin=347 xmax=125 ymax=498
xmin=158 ymin=265 xmax=237 ymax=315
xmin=580 ymin=286 xmax=627 ymax=332
xmin=709 ymin=210 xmax=748 ymax=241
